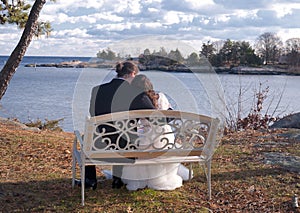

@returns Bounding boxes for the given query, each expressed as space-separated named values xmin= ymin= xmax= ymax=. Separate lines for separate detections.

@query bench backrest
xmin=83 ymin=110 xmax=220 ymax=161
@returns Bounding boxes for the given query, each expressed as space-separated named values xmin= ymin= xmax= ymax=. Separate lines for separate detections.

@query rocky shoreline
xmin=24 ymin=60 xmax=300 ymax=75
xmin=25 ymin=60 xmax=114 ymax=69
xmin=25 ymin=60 xmax=300 ymax=76
xmin=0 ymin=117 xmax=40 ymax=132
xmin=215 ymin=66 xmax=300 ymax=75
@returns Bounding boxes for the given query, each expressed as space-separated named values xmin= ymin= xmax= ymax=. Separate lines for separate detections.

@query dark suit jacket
xmin=89 ymin=78 xmax=155 ymax=149
xmin=90 ymin=78 xmax=154 ymax=116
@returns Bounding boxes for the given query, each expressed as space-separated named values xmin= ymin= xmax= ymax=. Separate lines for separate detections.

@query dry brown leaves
xmin=0 ymin=122 xmax=299 ymax=212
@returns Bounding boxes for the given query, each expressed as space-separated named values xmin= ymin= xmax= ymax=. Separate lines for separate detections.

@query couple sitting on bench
xmin=78 ymin=61 xmax=190 ymax=191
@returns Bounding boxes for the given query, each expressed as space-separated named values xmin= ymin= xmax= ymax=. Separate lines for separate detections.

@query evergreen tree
xmin=0 ymin=0 xmax=50 ymax=100
xmin=200 ymin=41 xmax=215 ymax=62
xmin=186 ymin=52 xmax=200 ymax=66
xmin=168 ymin=48 xmax=184 ymax=63
xmin=143 ymin=48 xmax=151 ymax=55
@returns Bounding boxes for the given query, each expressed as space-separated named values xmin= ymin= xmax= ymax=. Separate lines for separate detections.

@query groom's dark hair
xmin=116 ymin=61 xmax=139 ymax=77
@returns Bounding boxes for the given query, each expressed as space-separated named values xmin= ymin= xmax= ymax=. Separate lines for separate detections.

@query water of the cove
xmin=0 ymin=56 xmax=299 ymax=132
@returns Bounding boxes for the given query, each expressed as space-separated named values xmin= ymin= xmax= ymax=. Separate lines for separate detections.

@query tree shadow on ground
xmin=0 ymin=178 xmax=81 ymax=212
xmin=0 ymin=177 xmax=159 ymax=212
xmin=0 ymin=167 xmax=297 ymax=212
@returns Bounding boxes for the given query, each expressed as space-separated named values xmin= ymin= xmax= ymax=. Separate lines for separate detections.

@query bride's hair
xmin=131 ymin=74 xmax=159 ymax=108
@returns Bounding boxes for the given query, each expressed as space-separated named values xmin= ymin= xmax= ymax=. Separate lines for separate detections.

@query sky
xmin=1 ymin=0 xmax=300 ymax=57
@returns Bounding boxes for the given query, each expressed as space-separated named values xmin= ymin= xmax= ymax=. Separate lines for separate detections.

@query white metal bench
xmin=72 ymin=110 xmax=220 ymax=206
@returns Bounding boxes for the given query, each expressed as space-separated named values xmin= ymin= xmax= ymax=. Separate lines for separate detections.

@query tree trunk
xmin=0 ymin=0 xmax=46 ymax=100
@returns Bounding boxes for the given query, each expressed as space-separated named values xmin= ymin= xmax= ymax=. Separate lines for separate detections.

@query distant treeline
xmin=97 ymin=32 xmax=300 ymax=68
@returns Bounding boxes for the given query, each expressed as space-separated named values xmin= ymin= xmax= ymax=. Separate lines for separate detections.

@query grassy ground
xmin=0 ymin=121 xmax=299 ymax=212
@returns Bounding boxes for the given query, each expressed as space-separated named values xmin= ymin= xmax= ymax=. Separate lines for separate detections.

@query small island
xmin=25 ymin=59 xmax=114 ymax=69
xmin=25 ymin=55 xmax=300 ymax=75
xmin=25 ymin=37 xmax=300 ymax=76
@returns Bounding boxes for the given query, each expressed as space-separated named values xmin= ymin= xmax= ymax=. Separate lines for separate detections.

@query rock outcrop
xmin=0 ymin=117 xmax=40 ymax=132
xmin=270 ymin=112 xmax=300 ymax=129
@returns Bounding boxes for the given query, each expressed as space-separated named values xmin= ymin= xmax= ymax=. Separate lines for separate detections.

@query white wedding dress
xmin=122 ymin=92 xmax=191 ymax=191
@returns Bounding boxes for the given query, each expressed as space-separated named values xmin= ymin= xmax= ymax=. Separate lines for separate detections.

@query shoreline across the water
xmin=24 ymin=60 xmax=300 ymax=75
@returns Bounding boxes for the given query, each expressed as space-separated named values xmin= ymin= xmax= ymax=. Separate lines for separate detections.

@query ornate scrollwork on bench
xmin=91 ymin=115 xmax=210 ymax=152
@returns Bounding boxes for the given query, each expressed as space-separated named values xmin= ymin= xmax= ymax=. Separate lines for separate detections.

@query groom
xmin=86 ymin=60 xmax=155 ymax=189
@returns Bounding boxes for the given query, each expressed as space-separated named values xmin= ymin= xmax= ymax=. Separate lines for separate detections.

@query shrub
xmin=25 ymin=118 xmax=64 ymax=131
xmin=224 ymin=83 xmax=281 ymax=134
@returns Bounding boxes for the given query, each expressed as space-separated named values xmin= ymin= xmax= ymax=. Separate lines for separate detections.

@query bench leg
xmin=206 ymin=160 xmax=212 ymax=200
xmin=81 ymin=164 xmax=85 ymax=206
xmin=189 ymin=164 xmax=193 ymax=180
xmin=72 ymin=150 xmax=76 ymax=189
xmin=201 ymin=160 xmax=212 ymax=200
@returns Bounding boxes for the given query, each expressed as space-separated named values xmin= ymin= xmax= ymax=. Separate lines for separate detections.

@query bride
xmin=121 ymin=74 xmax=191 ymax=191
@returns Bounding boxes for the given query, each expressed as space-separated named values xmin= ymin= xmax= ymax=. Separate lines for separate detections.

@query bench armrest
xmin=74 ymin=130 xmax=84 ymax=147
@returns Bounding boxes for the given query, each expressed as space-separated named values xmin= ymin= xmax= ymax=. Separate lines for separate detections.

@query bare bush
xmin=224 ymin=82 xmax=285 ymax=134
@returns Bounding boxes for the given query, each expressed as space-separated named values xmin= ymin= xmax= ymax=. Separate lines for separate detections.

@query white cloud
xmin=27 ymin=36 xmax=110 ymax=56
xmin=0 ymin=0 xmax=300 ymax=56
xmin=234 ymin=9 xmax=257 ymax=18
xmin=163 ymin=11 xmax=181 ymax=25
xmin=81 ymin=0 xmax=105 ymax=9
xmin=56 ymin=13 xmax=70 ymax=24
xmin=144 ymin=0 xmax=162 ymax=3
xmin=53 ymin=28 xmax=91 ymax=38
xmin=112 ymin=0 xmax=142 ymax=14
xmin=163 ymin=11 xmax=194 ymax=25
xmin=0 ymin=26 xmax=22 ymax=54
xmin=148 ymin=7 xmax=160 ymax=13
xmin=185 ymin=0 xmax=215 ymax=9
xmin=95 ymin=22 xmax=139 ymax=31
xmin=128 ymin=0 xmax=142 ymax=14
xmin=43 ymin=0 xmax=105 ymax=12
xmin=215 ymin=14 xmax=231 ymax=23
xmin=92 ymin=13 xmax=124 ymax=22
xmin=278 ymin=28 xmax=300 ymax=42
xmin=271 ymin=3 xmax=300 ymax=18
xmin=144 ymin=22 xmax=163 ymax=28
